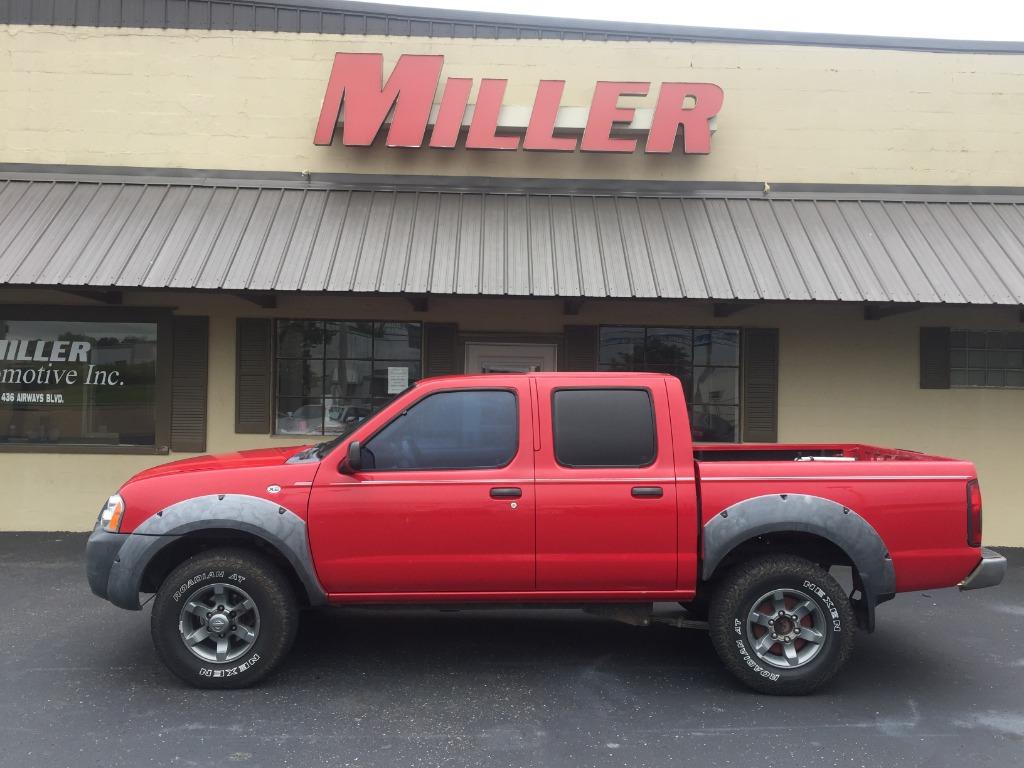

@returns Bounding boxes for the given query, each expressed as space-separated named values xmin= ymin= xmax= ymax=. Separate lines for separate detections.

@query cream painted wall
xmin=2 ymin=25 xmax=1024 ymax=185
xmin=1 ymin=289 xmax=1021 ymax=545
xmin=1 ymin=25 xmax=1021 ymax=541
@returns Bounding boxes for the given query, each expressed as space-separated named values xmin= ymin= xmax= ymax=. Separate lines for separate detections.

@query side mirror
xmin=345 ymin=440 xmax=363 ymax=473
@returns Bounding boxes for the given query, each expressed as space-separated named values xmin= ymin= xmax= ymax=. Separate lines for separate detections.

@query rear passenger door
xmin=533 ymin=378 xmax=678 ymax=591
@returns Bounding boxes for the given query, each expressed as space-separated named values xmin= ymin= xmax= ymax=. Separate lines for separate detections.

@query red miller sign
xmin=314 ymin=53 xmax=724 ymax=154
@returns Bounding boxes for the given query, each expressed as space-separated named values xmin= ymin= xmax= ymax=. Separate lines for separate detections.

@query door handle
xmin=490 ymin=487 xmax=522 ymax=499
xmin=631 ymin=486 xmax=664 ymax=498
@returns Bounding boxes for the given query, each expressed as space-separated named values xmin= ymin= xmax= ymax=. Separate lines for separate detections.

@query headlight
xmin=98 ymin=494 xmax=125 ymax=532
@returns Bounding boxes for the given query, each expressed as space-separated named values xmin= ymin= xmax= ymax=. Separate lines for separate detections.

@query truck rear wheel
xmin=151 ymin=548 xmax=298 ymax=688
xmin=708 ymin=555 xmax=855 ymax=695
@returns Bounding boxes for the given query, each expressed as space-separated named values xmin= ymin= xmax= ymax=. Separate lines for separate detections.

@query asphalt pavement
xmin=1 ymin=533 xmax=1022 ymax=768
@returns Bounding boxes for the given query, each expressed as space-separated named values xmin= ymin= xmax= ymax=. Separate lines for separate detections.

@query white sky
xmin=392 ymin=0 xmax=1024 ymax=42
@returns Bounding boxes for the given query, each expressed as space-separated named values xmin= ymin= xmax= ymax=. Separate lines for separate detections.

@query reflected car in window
xmin=325 ymin=404 xmax=372 ymax=432
xmin=277 ymin=403 xmax=373 ymax=435
xmin=690 ymin=408 xmax=737 ymax=442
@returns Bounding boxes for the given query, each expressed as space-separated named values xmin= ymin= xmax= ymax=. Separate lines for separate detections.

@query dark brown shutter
xmin=170 ymin=316 xmax=209 ymax=452
xmin=741 ymin=328 xmax=779 ymax=443
xmin=423 ymin=323 xmax=459 ymax=376
xmin=920 ymin=327 xmax=951 ymax=389
xmin=564 ymin=325 xmax=598 ymax=371
xmin=236 ymin=318 xmax=273 ymax=434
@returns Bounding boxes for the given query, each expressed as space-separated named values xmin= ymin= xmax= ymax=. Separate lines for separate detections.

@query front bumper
xmin=959 ymin=547 xmax=1007 ymax=591
xmin=86 ymin=524 xmax=181 ymax=609
xmin=85 ymin=524 xmax=127 ymax=601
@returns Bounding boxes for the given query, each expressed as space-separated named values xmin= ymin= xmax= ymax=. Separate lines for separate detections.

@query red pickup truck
xmin=86 ymin=372 xmax=1006 ymax=694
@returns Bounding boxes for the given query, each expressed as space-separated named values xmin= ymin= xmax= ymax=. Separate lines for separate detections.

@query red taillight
xmin=967 ymin=479 xmax=983 ymax=548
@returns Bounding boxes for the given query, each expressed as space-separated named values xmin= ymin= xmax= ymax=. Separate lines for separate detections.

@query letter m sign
xmin=314 ymin=53 xmax=443 ymax=147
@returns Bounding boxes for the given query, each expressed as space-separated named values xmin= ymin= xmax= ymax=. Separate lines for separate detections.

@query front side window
xmin=599 ymin=326 xmax=740 ymax=442
xmin=0 ymin=319 xmax=159 ymax=449
xmin=363 ymin=390 xmax=518 ymax=471
xmin=275 ymin=320 xmax=421 ymax=435
xmin=552 ymin=388 xmax=656 ymax=468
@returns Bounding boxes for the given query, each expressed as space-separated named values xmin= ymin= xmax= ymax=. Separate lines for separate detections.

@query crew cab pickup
xmin=85 ymin=372 xmax=1006 ymax=694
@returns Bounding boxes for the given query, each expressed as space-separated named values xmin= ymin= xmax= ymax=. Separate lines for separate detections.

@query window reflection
xmin=0 ymin=320 xmax=158 ymax=447
xmin=364 ymin=390 xmax=517 ymax=470
xmin=599 ymin=326 xmax=741 ymax=442
xmin=275 ymin=320 xmax=422 ymax=436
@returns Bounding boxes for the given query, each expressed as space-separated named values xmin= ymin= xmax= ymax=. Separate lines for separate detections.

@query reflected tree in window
xmin=599 ymin=326 xmax=740 ymax=442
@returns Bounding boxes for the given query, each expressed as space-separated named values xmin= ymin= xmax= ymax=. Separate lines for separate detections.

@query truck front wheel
xmin=151 ymin=548 xmax=298 ymax=688
xmin=708 ymin=555 xmax=855 ymax=695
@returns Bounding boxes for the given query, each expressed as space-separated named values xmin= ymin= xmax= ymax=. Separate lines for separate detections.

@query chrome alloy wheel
xmin=177 ymin=583 xmax=261 ymax=663
xmin=745 ymin=588 xmax=827 ymax=669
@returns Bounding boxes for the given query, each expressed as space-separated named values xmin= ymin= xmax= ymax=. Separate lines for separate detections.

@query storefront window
xmin=275 ymin=320 xmax=422 ymax=435
xmin=0 ymin=319 xmax=160 ymax=449
xmin=599 ymin=326 xmax=740 ymax=442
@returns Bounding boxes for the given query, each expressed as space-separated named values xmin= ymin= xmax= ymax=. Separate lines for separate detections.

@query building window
xmin=275 ymin=320 xmax=422 ymax=436
xmin=0 ymin=315 xmax=164 ymax=451
xmin=950 ymin=330 xmax=1024 ymax=388
xmin=599 ymin=326 xmax=740 ymax=442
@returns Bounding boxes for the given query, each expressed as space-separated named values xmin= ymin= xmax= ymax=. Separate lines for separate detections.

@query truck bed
xmin=693 ymin=443 xmax=956 ymax=463
xmin=693 ymin=442 xmax=978 ymax=594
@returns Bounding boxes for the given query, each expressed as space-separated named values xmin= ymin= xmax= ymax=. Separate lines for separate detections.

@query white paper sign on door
xmin=387 ymin=366 xmax=409 ymax=394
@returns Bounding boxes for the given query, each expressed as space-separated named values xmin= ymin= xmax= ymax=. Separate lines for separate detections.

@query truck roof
xmin=418 ymin=371 xmax=676 ymax=386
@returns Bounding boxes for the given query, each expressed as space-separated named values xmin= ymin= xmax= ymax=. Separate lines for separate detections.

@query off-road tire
xmin=708 ymin=555 xmax=855 ymax=695
xmin=151 ymin=548 xmax=298 ymax=689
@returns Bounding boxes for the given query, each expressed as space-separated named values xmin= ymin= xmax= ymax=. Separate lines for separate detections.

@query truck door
xmin=307 ymin=380 xmax=536 ymax=595
xmin=533 ymin=377 xmax=679 ymax=591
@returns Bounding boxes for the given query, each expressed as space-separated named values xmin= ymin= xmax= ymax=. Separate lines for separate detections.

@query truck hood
xmin=117 ymin=445 xmax=322 ymax=532
xmin=127 ymin=445 xmax=311 ymax=482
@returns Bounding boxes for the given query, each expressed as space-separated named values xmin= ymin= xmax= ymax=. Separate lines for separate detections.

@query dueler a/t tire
xmin=708 ymin=555 xmax=855 ymax=695
xmin=151 ymin=548 xmax=298 ymax=689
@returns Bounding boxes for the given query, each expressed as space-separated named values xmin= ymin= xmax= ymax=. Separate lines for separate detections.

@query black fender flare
xmin=701 ymin=493 xmax=896 ymax=631
xmin=105 ymin=494 xmax=327 ymax=610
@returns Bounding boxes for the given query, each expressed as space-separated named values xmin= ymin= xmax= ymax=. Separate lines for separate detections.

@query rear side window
xmin=364 ymin=389 xmax=518 ymax=470
xmin=552 ymin=388 xmax=656 ymax=468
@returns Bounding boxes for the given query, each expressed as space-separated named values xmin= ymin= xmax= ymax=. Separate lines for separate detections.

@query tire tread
xmin=708 ymin=554 xmax=855 ymax=695
xmin=151 ymin=547 xmax=298 ymax=689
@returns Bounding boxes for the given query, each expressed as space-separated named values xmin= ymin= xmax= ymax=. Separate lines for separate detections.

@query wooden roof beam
xmin=712 ymin=301 xmax=755 ymax=318
xmin=234 ymin=292 xmax=277 ymax=309
xmin=57 ymin=289 xmax=123 ymax=305
xmin=864 ymin=302 xmax=917 ymax=320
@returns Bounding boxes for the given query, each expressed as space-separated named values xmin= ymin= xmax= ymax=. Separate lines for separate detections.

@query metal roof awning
xmin=2 ymin=174 xmax=1024 ymax=304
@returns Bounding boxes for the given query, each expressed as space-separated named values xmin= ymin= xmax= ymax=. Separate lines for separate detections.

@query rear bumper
xmin=959 ymin=548 xmax=1007 ymax=591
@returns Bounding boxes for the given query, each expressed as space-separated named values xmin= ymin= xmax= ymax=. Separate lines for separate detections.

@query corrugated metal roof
xmin=3 ymin=176 xmax=1024 ymax=304
xmin=5 ymin=0 xmax=1024 ymax=54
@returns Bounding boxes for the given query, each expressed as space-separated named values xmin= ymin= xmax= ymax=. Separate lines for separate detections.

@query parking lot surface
xmin=0 ymin=534 xmax=1021 ymax=768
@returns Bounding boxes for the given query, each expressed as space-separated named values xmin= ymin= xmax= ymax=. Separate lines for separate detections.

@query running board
xmin=651 ymin=614 xmax=710 ymax=631
xmin=583 ymin=603 xmax=710 ymax=631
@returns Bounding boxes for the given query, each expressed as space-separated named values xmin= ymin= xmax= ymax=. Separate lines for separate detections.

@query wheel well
xmin=700 ymin=530 xmax=879 ymax=631
xmin=139 ymin=529 xmax=310 ymax=607
xmin=706 ymin=531 xmax=855 ymax=586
